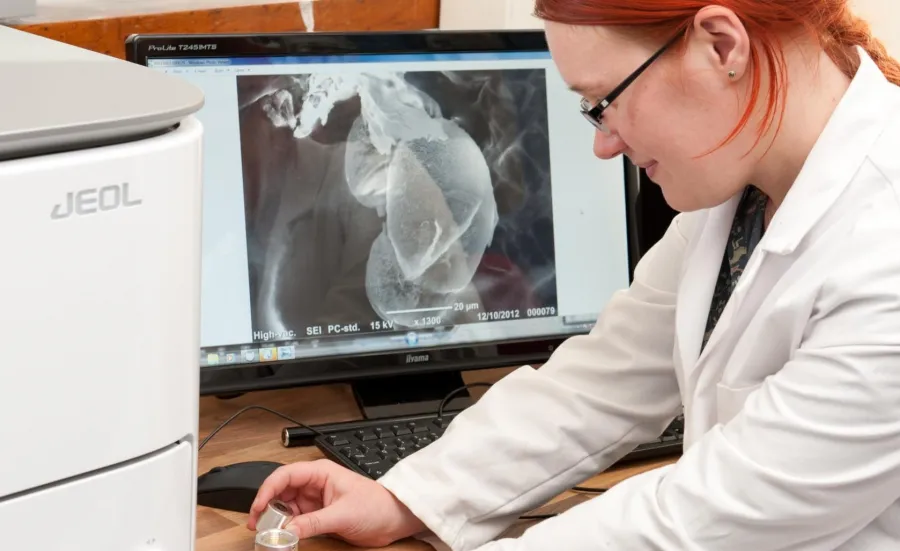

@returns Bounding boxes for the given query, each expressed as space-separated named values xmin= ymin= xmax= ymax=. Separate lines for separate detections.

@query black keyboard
xmin=314 ymin=413 xmax=685 ymax=479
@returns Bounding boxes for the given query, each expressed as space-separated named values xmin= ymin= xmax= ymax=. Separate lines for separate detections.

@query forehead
xmin=544 ymin=22 xmax=643 ymax=95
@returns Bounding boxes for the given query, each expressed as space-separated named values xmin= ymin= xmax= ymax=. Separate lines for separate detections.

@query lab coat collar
xmin=761 ymin=47 xmax=895 ymax=255
xmin=676 ymin=48 xmax=896 ymax=376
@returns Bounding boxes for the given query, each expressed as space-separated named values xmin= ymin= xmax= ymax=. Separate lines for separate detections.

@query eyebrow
xmin=568 ymin=83 xmax=604 ymax=99
xmin=568 ymin=84 xmax=587 ymax=94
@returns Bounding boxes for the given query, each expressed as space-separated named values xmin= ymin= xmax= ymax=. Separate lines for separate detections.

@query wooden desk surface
xmin=197 ymin=370 xmax=677 ymax=550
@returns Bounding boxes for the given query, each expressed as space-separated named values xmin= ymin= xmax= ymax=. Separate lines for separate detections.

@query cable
xmin=199 ymin=405 xmax=325 ymax=451
xmin=517 ymin=486 xmax=606 ymax=520
xmin=571 ymin=486 xmax=608 ymax=494
xmin=279 ymin=381 xmax=496 ymax=447
xmin=437 ymin=382 xmax=494 ymax=418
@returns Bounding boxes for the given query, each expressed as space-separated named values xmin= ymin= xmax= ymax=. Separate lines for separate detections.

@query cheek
xmin=617 ymin=86 xmax=681 ymax=160
xmin=623 ymin=85 xmax=739 ymax=166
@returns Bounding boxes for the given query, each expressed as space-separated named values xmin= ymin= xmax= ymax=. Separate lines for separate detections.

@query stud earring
xmin=728 ymin=70 xmax=736 ymax=79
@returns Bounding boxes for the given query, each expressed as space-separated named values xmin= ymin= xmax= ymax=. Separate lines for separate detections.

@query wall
xmin=439 ymin=0 xmax=539 ymax=30
xmin=1 ymin=0 xmax=35 ymax=18
xmin=851 ymin=0 xmax=900 ymax=56
xmin=28 ymin=0 xmax=299 ymax=18
xmin=439 ymin=0 xmax=900 ymax=57
xmin=35 ymin=0 xmax=293 ymax=7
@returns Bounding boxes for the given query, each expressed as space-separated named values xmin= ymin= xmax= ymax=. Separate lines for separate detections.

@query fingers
xmin=286 ymin=506 xmax=344 ymax=540
xmin=247 ymin=461 xmax=331 ymax=529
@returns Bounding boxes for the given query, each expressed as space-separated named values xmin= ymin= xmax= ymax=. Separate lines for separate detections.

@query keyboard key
xmin=357 ymin=452 xmax=383 ymax=466
xmin=391 ymin=424 xmax=412 ymax=436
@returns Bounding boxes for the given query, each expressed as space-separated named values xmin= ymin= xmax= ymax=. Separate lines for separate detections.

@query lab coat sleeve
xmin=377 ymin=212 xmax=700 ymax=551
xmin=472 ymin=229 xmax=900 ymax=551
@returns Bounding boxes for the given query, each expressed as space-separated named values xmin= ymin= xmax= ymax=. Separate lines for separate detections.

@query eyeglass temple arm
xmin=603 ymin=31 xmax=686 ymax=106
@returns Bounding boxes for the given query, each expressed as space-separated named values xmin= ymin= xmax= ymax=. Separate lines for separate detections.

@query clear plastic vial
xmin=255 ymin=528 xmax=299 ymax=551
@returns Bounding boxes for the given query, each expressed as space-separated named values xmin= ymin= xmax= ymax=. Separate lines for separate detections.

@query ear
xmin=690 ymin=5 xmax=751 ymax=81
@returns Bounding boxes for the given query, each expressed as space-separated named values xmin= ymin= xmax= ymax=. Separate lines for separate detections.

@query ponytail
xmin=823 ymin=6 xmax=900 ymax=86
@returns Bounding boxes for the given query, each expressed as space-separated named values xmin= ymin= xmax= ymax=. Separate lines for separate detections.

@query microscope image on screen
xmin=237 ymin=68 xmax=558 ymax=342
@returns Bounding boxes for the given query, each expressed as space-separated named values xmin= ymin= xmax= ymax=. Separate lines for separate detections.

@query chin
xmin=654 ymin=170 xmax=725 ymax=212
xmin=656 ymin=181 xmax=702 ymax=213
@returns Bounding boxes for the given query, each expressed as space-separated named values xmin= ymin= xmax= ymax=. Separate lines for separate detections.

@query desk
xmin=197 ymin=369 xmax=678 ymax=550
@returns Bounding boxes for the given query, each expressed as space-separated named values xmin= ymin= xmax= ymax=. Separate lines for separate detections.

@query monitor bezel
xmin=125 ymin=30 xmax=644 ymax=396
xmin=126 ymin=30 xmax=553 ymax=64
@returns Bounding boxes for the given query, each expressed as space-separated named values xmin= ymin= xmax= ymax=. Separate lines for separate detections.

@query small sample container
xmin=255 ymin=528 xmax=299 ymax=551
xmin=256 ymin=500 xmax=294 ymax=532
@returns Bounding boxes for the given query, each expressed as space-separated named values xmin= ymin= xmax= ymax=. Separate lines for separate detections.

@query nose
xmin=593 ymin=129 xmax=626 ymax=160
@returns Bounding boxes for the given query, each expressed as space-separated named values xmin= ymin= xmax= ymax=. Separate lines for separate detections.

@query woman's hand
xmin=247 ymin=459 xmax=427 ymax=547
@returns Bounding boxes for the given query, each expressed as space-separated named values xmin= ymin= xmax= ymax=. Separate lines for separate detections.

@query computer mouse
xmin=197 ymin=460 xmax=284 ymax=513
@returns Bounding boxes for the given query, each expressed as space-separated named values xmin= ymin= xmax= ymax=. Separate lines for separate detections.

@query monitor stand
xmin=349 ymin=370 xmax=473 ymax=420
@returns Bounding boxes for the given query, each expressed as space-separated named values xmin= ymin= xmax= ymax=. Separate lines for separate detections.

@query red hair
xmin=533 ymin=0 xmax=900 ymax=151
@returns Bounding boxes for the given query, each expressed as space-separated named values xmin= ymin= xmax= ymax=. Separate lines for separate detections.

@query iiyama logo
xmin=51 ymin=183 xmax=142 ymax=220
xmin=405 ymin=353 xmax=430 ymax=364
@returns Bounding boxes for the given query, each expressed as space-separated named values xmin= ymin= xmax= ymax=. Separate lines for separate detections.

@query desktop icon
xmin=277 ymin=345 xmax=295 ymax=360
xmin=259 ymin=347 xmax=277 ymax=362
xmin=206 ymin=353 xmax=220 ymax=365
xmin=242 ymin=349 xmax=259 ymax=363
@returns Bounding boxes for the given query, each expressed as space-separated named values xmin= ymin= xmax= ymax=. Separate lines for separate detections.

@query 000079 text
xmin=526 ymin=306 xmax=557 ymax=317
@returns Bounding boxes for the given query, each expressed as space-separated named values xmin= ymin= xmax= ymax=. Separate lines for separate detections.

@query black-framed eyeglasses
xmin=580 ymin=31 xmax=685 ymax=134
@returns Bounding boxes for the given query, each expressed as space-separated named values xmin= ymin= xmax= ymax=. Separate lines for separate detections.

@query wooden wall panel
xmin=11 ymin=0 xmax=439 ymax=59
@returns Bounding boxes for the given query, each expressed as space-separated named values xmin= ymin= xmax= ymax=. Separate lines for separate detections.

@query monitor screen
xmin=130 ymin=32 xmax=638 ymax=394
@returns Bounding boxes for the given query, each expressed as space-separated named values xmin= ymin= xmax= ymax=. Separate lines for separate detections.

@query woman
xmin=248 ymin=1 xmax=900 ymax=549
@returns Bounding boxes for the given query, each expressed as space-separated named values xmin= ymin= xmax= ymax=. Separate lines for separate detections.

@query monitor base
xmin=350 ymin=370 xmax=472 ymax=420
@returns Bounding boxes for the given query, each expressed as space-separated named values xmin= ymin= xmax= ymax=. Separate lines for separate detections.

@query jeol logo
xmin=404 ymin=354 xmax=430 ymax=364
xmin=51 ymin=183 xmax=142 ymax=220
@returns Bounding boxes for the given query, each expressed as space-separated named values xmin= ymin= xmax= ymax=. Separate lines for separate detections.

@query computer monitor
xmin=126 ymin=30 xmax=645 ymax=417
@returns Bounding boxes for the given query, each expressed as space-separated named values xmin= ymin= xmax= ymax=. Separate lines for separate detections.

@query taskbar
xmin=200 ymin=311 xmax=598 ymax=368
xmin=201 ymin=325 xmax=478 ymax=368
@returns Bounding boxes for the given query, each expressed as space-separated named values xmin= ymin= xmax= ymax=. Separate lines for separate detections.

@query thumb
xmin=285 ymin=507 xmax=344 ymax=539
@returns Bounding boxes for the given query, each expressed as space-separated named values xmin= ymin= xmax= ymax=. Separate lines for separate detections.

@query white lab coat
xmin=377 ymin=47 xmax=900 ymax=550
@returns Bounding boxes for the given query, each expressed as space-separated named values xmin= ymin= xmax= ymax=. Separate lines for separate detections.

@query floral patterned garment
xmin=701 ymin=185 xmax=769 ymax=350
